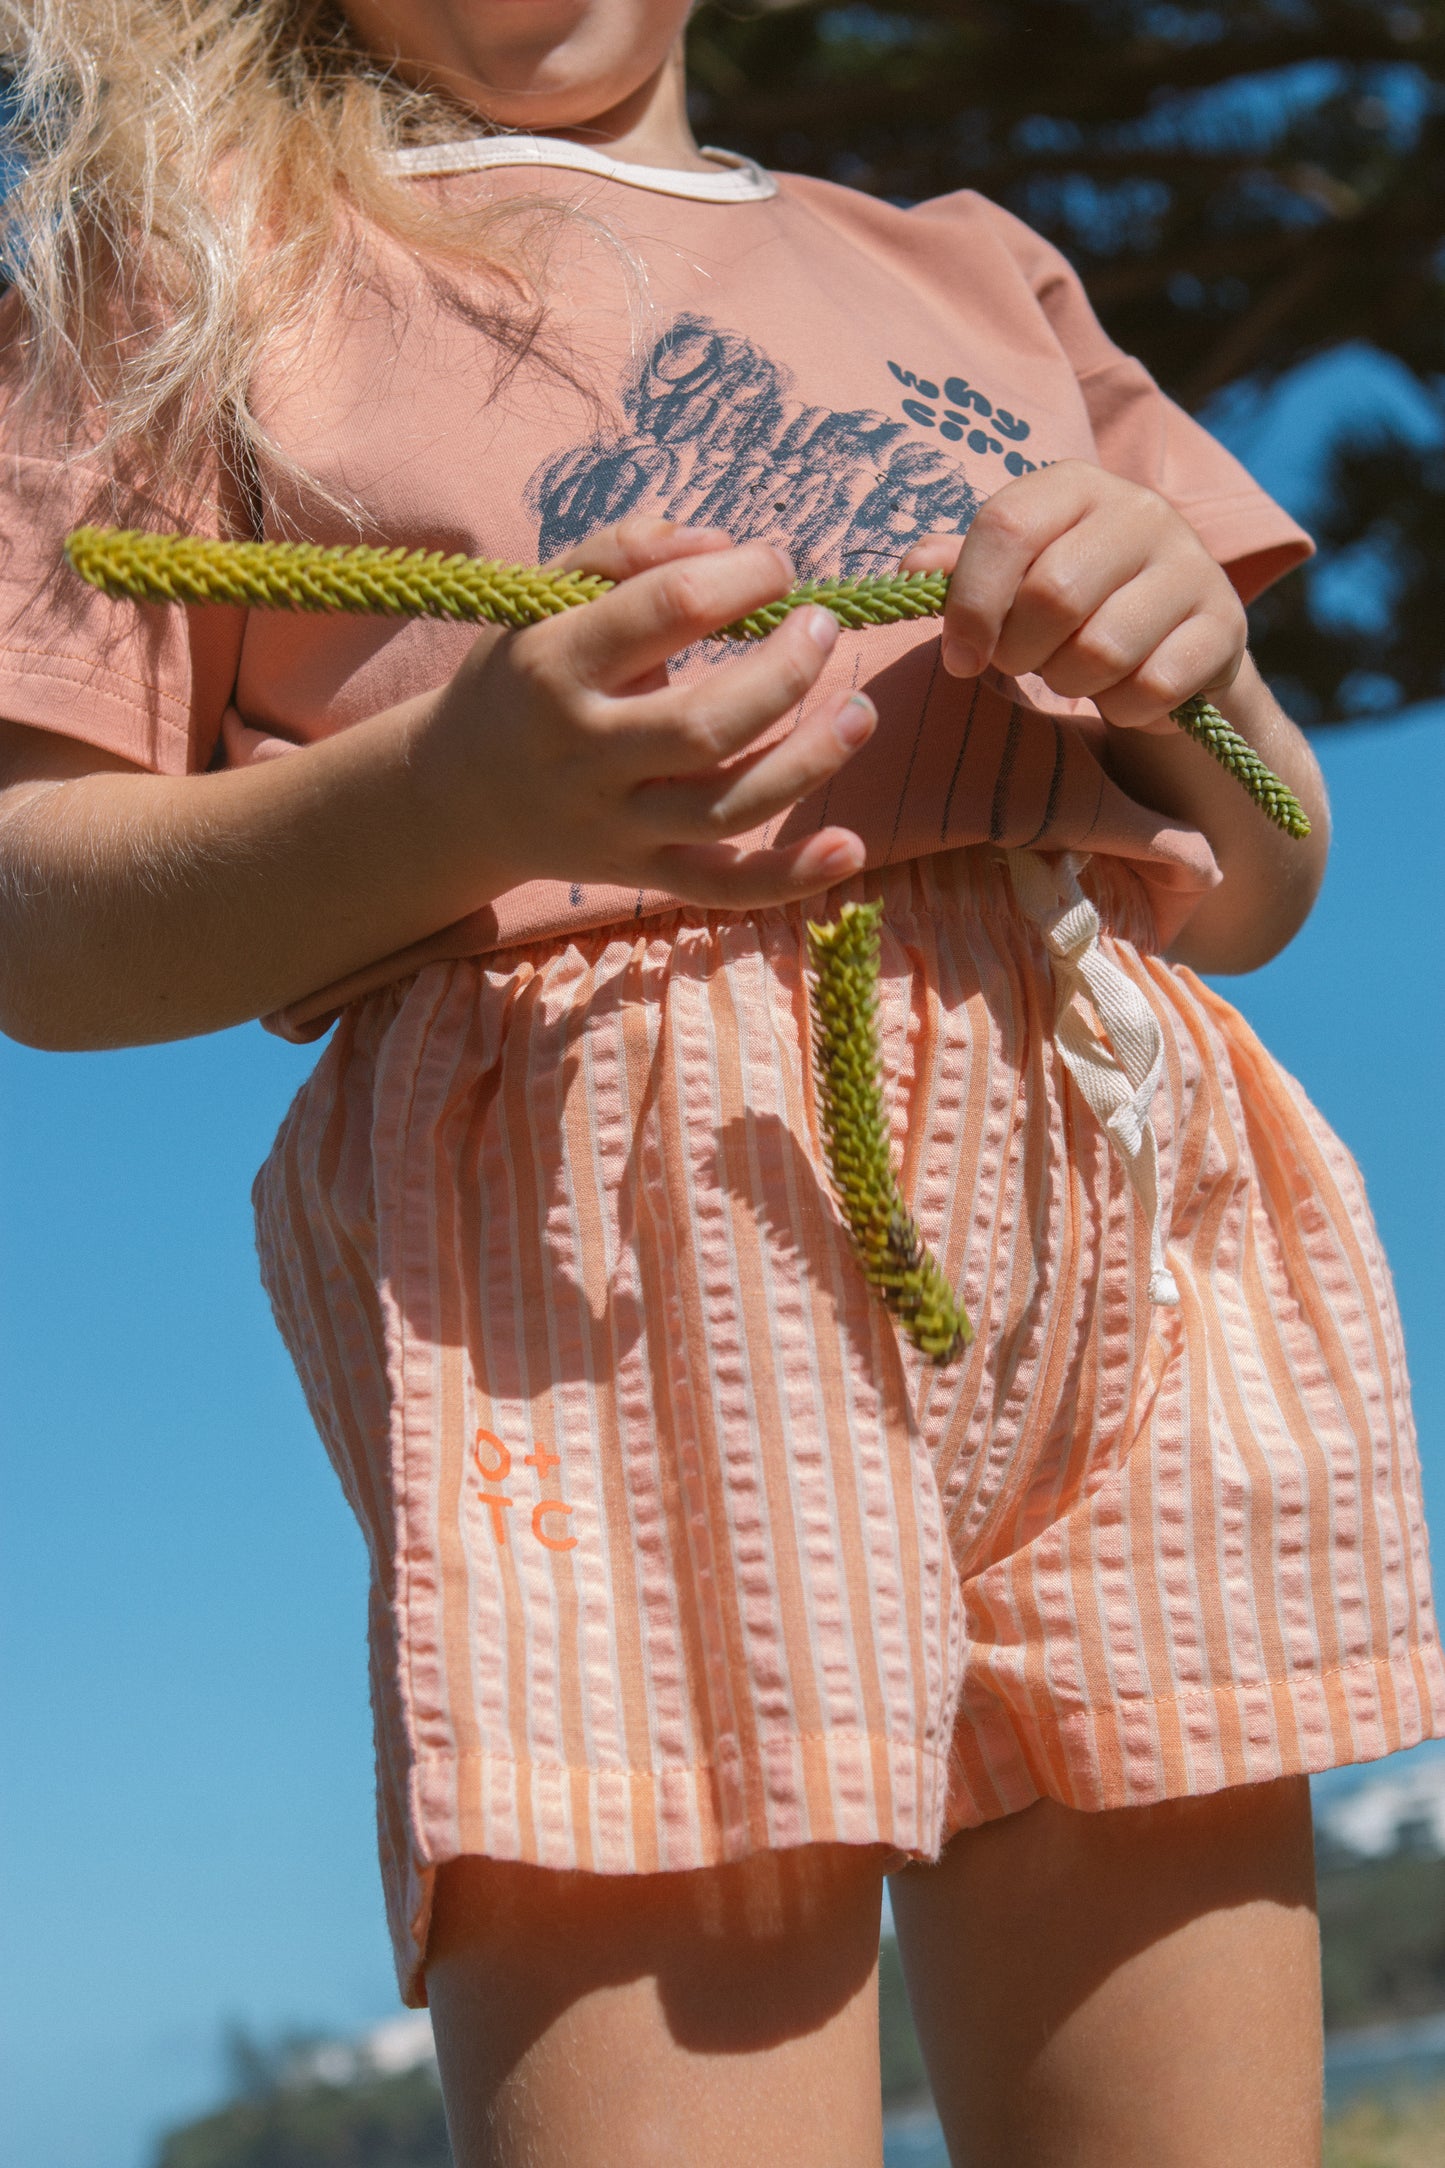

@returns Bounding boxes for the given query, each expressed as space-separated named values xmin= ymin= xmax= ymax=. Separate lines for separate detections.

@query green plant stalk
xmin=65 ymin=526 xmax=1309 ymax=838
xmin=806 ymin=901 xmax=972 ymax=1363
xmin=1169 ymin=693 xmax=1312 ymax=839
xmin=64 ymin=524 xmax=1313 ymax=1368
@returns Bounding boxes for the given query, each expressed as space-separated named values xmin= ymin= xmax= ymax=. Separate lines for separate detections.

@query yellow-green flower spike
xmin=1170 ymin=693 xmax=1311 ymax=838
xmin=806 ymin=901 xmax=972 ymax=1365
xmin=62 ymin=526 xmax=949 ymax=641
xmin=64 ymin=526 xmax=1310 ymax=837
xmin=61 ymin=524 xmax=1309 ymax=1366
xmin=63 ymin=526 xmax=618 ymax=626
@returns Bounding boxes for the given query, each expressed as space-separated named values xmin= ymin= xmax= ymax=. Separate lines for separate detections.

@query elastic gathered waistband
xmin=461 ymin=844 xmax=1162 ymax=983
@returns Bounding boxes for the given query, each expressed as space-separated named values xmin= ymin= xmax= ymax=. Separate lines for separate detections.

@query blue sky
xmin=2 ymin=362 xmax=1444 ymax=2168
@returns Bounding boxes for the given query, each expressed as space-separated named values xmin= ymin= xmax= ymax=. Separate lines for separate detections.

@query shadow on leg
xmin=889 ymin=1777 xmax=1322 ymax=2168
xmin=426 ymin=1842 xmax=891 ymax=2168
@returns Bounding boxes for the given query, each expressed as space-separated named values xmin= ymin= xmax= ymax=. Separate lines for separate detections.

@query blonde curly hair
xmin=0 ymin=0 xmax=569 ymax=500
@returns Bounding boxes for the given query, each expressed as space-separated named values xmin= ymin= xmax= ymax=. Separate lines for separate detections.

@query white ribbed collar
xmin=388 ymin=131 xmax=776 ymax=202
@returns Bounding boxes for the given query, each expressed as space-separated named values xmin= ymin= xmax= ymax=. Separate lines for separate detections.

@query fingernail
xmin=804 ymin=605 xmax=841 ymax=652
xmin=943 ymin=636 xmax=980 ymax=677
xmin=817 ymin=836 xmax=865 ymax=878
xmin=835 ymin=693 xmax=876 ymax=748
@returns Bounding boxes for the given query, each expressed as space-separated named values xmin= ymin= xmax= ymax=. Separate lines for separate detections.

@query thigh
xmin=889 ymin=1778 xmax=1322 ymax=2168
xmin=425 ymin=1844 xmax=891 ymax=2168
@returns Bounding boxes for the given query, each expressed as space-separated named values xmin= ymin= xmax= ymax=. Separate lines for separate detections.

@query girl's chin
xmin=437 ymin=57 xmax=647 ymax=128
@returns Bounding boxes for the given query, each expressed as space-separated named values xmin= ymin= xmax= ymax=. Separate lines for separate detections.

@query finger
xmin=538 ymin=539 xmax=798 ymax=693
xmin=939 ymin=462 xmax=1108 ymax=678
xmin=630 ymin=688 xmax=878 ymax=842
xmin=549 ymin=515 xmax=734 ymax=581
xmin=650 ymin=827 xmax=868 ymax=911
xmin=1021 ymin=564 xmax=1197 ymax=701
xmin=899 ymin=531 xmax=966 ymax=575
xmin=988 ymin=512 xmax=1156 ymax=680
xmin=1092 ymin=613 xmax=1247 ymax=733
xmin=601 ymin=604 xmax=842 ymax=777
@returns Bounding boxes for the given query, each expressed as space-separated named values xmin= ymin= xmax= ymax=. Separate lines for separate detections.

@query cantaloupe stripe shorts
xmin=254 ymin=845 xmax=1445 ymax=2005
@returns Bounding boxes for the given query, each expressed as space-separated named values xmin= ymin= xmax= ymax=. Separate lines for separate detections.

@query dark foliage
xmin=154 ymin=2069 xmax=452 ymax=2168
xmin=1320 ymin=1848 xmax=1445 ymax=2030
xmin=1247 ymin=434 xmax=1445 ymax=719
xmin=879 ymin=1930 xmax=930 ymax=2105
xmin=688 ymin=0 xmax=1445 ymax=720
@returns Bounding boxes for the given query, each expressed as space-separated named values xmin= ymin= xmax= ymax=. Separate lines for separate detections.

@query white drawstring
xmin=1004 ymin=849 xmax=1181 ymax=1308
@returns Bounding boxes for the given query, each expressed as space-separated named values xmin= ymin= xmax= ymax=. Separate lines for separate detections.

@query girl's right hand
xmin=418 ymin=516 xmax=877 ymax=909
xmin=0 ymin=520 xmax=878 ymax=1050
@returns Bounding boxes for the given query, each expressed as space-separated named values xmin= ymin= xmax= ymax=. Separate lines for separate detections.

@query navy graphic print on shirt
xmin=524 ymin=315 xmax=1057 ymax=919
xmin=527 ymin=314 xmax=986 ymax=580
xmin=885 ymin=361 xmax=1039 ymax=475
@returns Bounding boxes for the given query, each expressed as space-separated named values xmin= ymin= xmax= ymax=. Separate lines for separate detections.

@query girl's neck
xmin=507 ymin=45 xmax=710 ymax=172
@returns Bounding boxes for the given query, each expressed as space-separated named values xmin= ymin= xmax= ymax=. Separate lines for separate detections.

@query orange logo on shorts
xmin=473 ymin=1427 xmax=576 ymax=1552
xmin=531 ymin=1501 xmax=576 ymax=1552
xmin=473 ymin=1428 xmax=511 ymax=1483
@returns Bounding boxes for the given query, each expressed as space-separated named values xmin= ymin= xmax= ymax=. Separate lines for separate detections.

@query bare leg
xmin=425 ymin=1844 xmax=890 ymax=2168
xmin=889 ymin=1776 xmax=1322 ymax=2168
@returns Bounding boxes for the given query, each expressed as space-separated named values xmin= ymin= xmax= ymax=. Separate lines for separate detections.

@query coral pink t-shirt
xmin=0 ymin=137 xmax=1310 ymax=1038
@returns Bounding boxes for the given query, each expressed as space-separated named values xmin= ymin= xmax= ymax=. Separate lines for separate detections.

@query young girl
xmin=0 ymin=1 xmax=1439 ymax=2161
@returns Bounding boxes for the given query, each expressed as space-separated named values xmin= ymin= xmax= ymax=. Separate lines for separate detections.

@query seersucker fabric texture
xmin=254 ymin=846 xmax=1445 ymax=2004
xmin=6 ymin=132 xmax=1432 ymax=1998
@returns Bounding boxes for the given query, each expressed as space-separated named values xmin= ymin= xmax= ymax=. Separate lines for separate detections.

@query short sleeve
xmin=0 ymin=304 xmax=243 ymax=774
xmin=967 ymin=198 xmax=1314 ymax=604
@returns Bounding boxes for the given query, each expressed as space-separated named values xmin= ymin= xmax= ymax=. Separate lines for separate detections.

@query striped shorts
xmin=254 ymin=844 xmax=1445 ymax=2004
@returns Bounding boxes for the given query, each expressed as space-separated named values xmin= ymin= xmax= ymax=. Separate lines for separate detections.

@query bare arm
xmin=0 ymin=704 xmax=507 ymax=1047
xmin=1094 ymin=650 xmax=1328 ymax=975
xmin=0 ymin=523 xmax=876 ymax=1051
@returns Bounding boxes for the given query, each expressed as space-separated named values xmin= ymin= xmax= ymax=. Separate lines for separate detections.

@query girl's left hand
xmin=900 ymin=460 xmax=1248 ymax=734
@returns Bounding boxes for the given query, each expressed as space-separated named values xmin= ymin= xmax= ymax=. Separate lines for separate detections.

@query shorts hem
xmin=386 ymin=1647 xmax=1445 ymax=2002
xmin=941 ymin=1642 xmax=1445 ymax=1841
xmin=389 ymin=1728 xmax=953 ymax=2006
